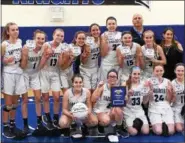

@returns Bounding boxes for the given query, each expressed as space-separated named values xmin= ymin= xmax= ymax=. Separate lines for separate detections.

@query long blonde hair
xmin=2 ymin=22 xmax=17 ymax=41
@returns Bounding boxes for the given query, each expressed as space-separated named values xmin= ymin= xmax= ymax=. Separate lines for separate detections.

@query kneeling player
xmin=59 ymin=74 xmax=98 ymax=137
xmin=171 ymin=63 xmax=184 ymax=132
xmin=123 ymin=66 xmax=150 ymax=136
xmin=148 ymin=65 xmax=175 ymax=136
xmin=92 ymin=69 xmax=128 ymax=137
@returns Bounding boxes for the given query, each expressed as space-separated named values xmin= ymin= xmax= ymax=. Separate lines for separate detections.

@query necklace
xmin=164 ymin=47 xmax=170 ymax=55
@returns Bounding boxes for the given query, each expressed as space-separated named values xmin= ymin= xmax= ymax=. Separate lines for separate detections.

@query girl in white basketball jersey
xmin=123 ymin=66 xmax=150 ymax=136
xmin=59 ymin=74 xmax=98 ymax=136
xmin=1 ymin=22 xmax=27 ymax=138
xmin=117 ymin=31 xmax=143 ymax=83
xmin=148 ymin=65 xmax=175 ymax=135
xmin=39 ymin=29 xmax=64 ymax=130
xmin=171 ymin=63 xmax=184 ymax=132
xmin=58 ymin=42 xmax=74 ymax=94
xmin=141 ymin=30 xmax=166 ymax=81
xmin=100 ymin=17 xmax=122 ymax=81
xmin=80 ymin=23 xmax=101 ymax=92
xmin=59 ymin=31 xmax=90 ymax=93
xmin=92 ymin=69 xmax=128 ymax=137
xmin=20 ymin=30 xmax=47 ymax=132
xmin=73 ymin=31 xmax=91 ymax=74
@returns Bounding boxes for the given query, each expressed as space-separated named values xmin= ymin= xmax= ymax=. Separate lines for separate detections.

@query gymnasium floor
xmin=1 ymin=92 xmax=185 ymax=143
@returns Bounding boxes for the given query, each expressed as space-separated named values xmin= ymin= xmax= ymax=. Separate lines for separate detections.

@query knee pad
xmin=133 ymin=118 xmax=143 ymax=134
xmin=181 ymin=104 xmax=185 ymax=117
xmin=12 ymin=104 xmax=18 ymax=110
xmin=3 ymin=105 xmax=13 ymax=112
xmin=162 ymin=122 xmax=169 ymax=136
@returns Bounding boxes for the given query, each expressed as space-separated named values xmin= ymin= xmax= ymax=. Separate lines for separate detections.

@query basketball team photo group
xmin=1 ymin=3 xmax=185 ymax=142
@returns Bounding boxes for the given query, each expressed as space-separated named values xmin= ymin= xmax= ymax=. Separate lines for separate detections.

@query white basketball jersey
xmin=126 ymin=82 xmax=147 ymax=110
xmin=3 ymin=39 xmax=23 ymax=74
xmin=172 ymin=79 xmax=184 ymax=108
xmin=24 ymin=47 xmax=42 ymax=75
xmin=101 ymin=31 xmax=122 ymax=66
xmin=80 ymin=36 xmax=100 ymax=69
xmin=141 ymin=46 xmax=159 ymax=76
xmin=68 ymin=88 xmax=87 ymax=111
xmin=149 ymin=78 xmax=170 ymax=109
xmin=44 ymin=41 xmax=63 ymax=71
xmin=118 ymin=42 xmax=138 ymax=73
xmin=94 ymin=84 xmax=111 ymax=110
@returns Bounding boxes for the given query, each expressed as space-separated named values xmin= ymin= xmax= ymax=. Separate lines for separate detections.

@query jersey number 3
xmin=132 ymin=97 xmax=140 ymax=105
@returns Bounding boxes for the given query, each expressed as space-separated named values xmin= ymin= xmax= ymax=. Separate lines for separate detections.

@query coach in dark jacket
xmin=130 ymin=13 xmax=161 ymax=46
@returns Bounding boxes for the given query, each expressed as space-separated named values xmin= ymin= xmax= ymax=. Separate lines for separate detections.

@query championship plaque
xmin=111 ymin=86 xmax=126 ymax=107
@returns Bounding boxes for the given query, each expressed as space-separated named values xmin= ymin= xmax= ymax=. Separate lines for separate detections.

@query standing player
xmin=123 ymin=66 xmax=150 ymax=136
xmin=58 ymin=42 xmax=74 ymax=93
xmin=171 ymin=63 xmax=184 ymax=132
xmin=116 ymin=31 xmax=143 ymax=83
xmin=59 ymin=74 xmax=98 ymax=136
xmin=148 ymin=65 xmax=175 ymax=136
xmin=1 ymin=22 xmax=27 ymax=138
xmin=39 ymin=29 xmax=64 ymax=129
xmin=100 ymin=17 xmax=122 ymax=81
xmin=141 ymin=30 xmax=166 ymax=81
xmin=20 ymin=30 xmax=47 ymax=132
xmin=80 ymin=23 xmax=101 ymax=92
xmin=73 ymin=31 xmax=91 ymax=74
xmin=59 ymin=31 xmax=90 ymax=93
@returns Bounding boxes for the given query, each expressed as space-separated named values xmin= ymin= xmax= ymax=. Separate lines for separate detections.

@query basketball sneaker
xmin=42 ymin=115 xmax=55 ymax=130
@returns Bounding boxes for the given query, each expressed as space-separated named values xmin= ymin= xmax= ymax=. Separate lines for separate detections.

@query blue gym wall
xmin=16 ymin=25 xmax=184 ymax=46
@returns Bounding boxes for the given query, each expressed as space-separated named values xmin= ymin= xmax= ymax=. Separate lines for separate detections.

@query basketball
xmin=71 ymin=103 xmax=88 ymax=120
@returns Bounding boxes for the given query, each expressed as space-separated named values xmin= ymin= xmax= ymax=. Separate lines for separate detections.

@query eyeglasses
xmin=108 ymin=76 xmax=117 ymax=79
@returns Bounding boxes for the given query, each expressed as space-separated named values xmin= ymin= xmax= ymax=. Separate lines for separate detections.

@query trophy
xmin=111 ymin=86 xmax=126 ymax=107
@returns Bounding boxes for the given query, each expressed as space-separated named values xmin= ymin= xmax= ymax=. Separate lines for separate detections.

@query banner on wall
xmin=1 ymin=0 xmax=151 ymax=9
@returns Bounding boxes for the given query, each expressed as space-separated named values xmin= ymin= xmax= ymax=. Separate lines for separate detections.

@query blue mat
xmin=1 ymin=97 xmax=184 ymax=143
